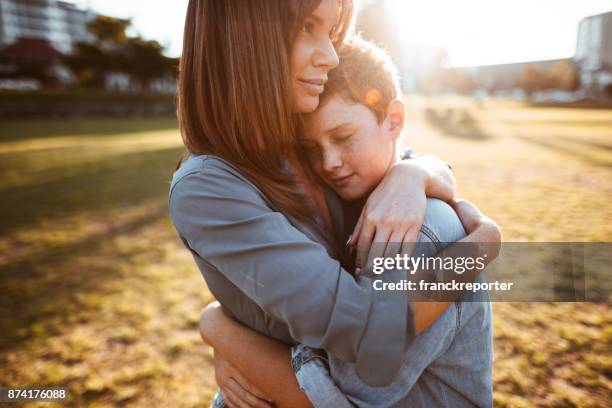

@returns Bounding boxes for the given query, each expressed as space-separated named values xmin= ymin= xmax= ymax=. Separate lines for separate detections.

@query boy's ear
xmin=385 ymin=99 xmax=405 ymax=139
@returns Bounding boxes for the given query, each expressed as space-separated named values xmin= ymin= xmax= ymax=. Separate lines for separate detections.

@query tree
xmin=548 ymin=60 xmax=580 ymax=92
xmin=442 ymin=69 xmax=477 ymax=95
xmin=64 ymin=42 xmax=110 ymax=87
xmin=87 ymin=16 xmax=131 ymax=47
xmin=516 ymin=65 xmax=554 ymax=97
xmin=123 ymin=37 xmax=175 ymax=90
xmin=64 ymin=15 xmax=176 ymax=91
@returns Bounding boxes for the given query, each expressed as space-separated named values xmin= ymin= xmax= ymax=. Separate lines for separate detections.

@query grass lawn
xmin=0 ymin=102 xmax=610 ymax=407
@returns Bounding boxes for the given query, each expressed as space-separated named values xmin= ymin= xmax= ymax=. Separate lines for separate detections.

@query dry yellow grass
xmin=406 ymin=96 xmax=612 ymax=407
xmin=0 ymin=101 xmax=610 ymax=407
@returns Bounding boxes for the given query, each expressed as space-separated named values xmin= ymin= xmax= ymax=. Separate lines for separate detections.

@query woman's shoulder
xmin=172 ymin=154 xmax=245 ymax=185
xmin=168 ymin=153 xmax=275 ymax=230
xmin=170 ymin=154 xmax=260 ymax=199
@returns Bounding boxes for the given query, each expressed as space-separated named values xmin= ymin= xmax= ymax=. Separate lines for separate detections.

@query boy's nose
xmin=322 ymin=147 xmax=342 ymax=173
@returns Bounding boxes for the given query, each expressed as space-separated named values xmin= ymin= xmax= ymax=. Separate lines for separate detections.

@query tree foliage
xmin=64 ymin=15 xmax=176 ymax=91
xmin=516 ymin=61 xmax=580 ymax=96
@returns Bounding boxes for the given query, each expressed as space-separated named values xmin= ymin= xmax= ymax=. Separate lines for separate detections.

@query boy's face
xmin=300 ymin=94 xmax=399 ymax=201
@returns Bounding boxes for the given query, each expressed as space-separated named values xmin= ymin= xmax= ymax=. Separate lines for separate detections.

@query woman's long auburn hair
xmin=178 ymin=0 xmax=353 ymax=220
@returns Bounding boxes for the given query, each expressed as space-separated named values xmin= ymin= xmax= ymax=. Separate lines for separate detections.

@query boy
xmin=292 ymin=38 xmax=493 ymax=407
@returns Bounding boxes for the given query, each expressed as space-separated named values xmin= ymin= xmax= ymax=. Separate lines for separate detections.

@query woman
xmin=169 ymin=0 xmax=500 ymax=406
xmin=199 ymin=36 xmax=496 ymax=408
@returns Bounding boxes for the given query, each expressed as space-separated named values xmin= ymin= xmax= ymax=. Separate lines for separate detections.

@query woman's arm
xmin=202 ymin=206 xmax=499 ymax=406
xmin=169 ymin=156 xmax=411 ymax=386
xmin=408 ymin=153 xmax=456 ymax=201
xmin=412 ymin=199 xmax=501 ymax=333
xmin=200 ymin=302 xmax=312 ymax=408
xmin=350 ymin=154 xmax=456 ymax=267
xmin=201 ymin=201 xmax=500 ymax=407
xmin=170 ymin=156 xmax=498 ymax=387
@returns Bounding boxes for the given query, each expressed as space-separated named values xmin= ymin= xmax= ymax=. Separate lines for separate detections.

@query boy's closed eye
xmin=334 ymin=133 xmax=353 ymax=142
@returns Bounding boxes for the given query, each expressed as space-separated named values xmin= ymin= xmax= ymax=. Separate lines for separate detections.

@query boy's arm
xmin=200 ymin=302 xmax=313 ymax=408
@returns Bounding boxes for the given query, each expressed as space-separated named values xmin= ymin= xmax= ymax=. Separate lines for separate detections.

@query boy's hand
xmin=214 ymin=352 xmax=274 ymax=408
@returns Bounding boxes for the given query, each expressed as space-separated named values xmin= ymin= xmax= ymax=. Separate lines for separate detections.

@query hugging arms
xmin=171 ymin=1 xmax=500 ymax=407
xmin=170 ymin=154 xmax=500 ymax=407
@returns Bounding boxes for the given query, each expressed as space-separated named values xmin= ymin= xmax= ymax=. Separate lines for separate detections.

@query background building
xmin=0 ymin=0 xmax=94 ymax=55
xmin=433 ymin=11 xmax=612 ymax=99
xmin=575 ymin=11 xmax=612 ymax=93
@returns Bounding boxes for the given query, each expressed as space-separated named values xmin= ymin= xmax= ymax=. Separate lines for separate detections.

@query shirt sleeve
xmin=169 ymin=157 xmax=414 ymax=386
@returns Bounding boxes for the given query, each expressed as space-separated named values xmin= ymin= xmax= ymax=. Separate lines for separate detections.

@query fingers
xmin=400 ymin=227 xmax=419 ymax=261
xmin=355 ymin=215 xmax=376 ymax=269
xmin=350 ymin=211 xmax=364 ymax=246
xmin=221 ymin=386 xmax=250 ymax=408
xmin=364 ymin=227 xmax=392 ymax=271
xmin=230 ymin=368 xmax=273 ymax=403
xmin=225 ymin=378 xmax=273 ymax=408
xmin=215 ymin=352 xmax=273 ymax=408
xmin=381 ymin=229 xmax=404 ymax=261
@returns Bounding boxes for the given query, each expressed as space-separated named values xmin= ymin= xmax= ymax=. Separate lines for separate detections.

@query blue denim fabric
xmin=293 ymin=199 xmax=493 ymax=408
xmin=210 ymin=391 xmax=227 ymax=408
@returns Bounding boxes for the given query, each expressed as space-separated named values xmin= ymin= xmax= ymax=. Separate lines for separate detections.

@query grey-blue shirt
xmin=168 ymin=154 xmax=414 ymax=386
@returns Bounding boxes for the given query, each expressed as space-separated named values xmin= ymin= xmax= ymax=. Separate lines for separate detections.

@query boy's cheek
xmin=311 ymin=160 xmax=325 ymax=180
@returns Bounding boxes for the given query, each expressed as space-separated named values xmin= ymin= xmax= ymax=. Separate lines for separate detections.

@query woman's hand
xmin=350 ymin=156 xmax=456 ymax=268
xmin=213 ymin=351 xmax=274 ymax=408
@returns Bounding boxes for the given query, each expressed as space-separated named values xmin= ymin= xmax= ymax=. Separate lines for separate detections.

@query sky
xmin=72 ymin=0 xmax=612 ymax=67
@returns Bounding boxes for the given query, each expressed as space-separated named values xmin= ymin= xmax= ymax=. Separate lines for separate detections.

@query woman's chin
xmin=335 ymin=188 xmax=365 ymax=202
xmin=293 ymin=95 xmax=320 ymax=114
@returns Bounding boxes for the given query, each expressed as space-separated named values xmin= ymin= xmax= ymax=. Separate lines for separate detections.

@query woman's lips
xmin=330 ymin=173 xmax=355 ymax=188
xmin=298 ymin=79 xmax=325 ymax=95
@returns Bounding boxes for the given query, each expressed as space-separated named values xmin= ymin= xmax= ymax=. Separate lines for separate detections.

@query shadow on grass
xmin=0 ymin=117 xmax=178 ymax=143
xmin=0 ymin=139 xmax=185 ymax=350
xmin=556 ymin=135 xmax=612 ymax=152
xmin=0 ymin=205 xmax=168 ymax=350
xmin=0 ymin=145 xmax=184 ymax=236
xmin=527 ymin=99 xmax=612 ymax=110
xmin=425 ymin=107 xmax=492 ymax=141
xmin=515 ymin=134 xmax=612 ymax=168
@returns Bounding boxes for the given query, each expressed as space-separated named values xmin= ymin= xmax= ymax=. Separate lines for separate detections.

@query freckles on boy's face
xmin=300 ymin=95 xmax=397 ymax=201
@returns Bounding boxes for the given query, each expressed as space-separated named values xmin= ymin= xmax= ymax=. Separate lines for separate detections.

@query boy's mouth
xmin=330 ymin=173 xmax=355 ymax=188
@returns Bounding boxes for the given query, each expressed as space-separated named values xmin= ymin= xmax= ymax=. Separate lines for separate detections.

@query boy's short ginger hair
xmin=320 ymin=37 xmax=401 ymax=123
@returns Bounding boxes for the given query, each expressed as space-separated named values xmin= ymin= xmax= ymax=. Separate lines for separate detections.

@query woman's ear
xmin=385 ymin=99 xmax=405 ymax=139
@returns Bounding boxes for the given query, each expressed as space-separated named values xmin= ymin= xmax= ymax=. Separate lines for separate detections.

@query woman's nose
xmin=313 ymin=38 xmax=339 ymax=71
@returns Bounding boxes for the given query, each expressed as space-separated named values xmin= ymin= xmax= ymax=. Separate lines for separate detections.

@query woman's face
xmin=290 ymin=0 xmax=341 ymax=113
